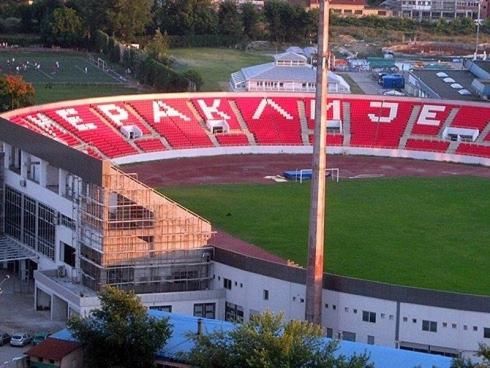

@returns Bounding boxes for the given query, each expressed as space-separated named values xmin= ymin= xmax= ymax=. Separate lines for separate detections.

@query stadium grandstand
xmin=0 ymin=92 xmax=490 ymax=362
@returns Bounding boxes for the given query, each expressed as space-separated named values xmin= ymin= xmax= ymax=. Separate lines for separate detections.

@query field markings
xmin=36 ymin=69 xmax=54 ymax=80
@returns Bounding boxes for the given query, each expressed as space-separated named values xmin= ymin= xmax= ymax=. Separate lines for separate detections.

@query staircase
xmin=186 ymin=101 xmax=220 ymax=147
xmin=342 ymin=102 xmax=351 ymax=147
xmin=229 ymin=100 xmax=256 ymax=145
xmin=399 ymin=105 xmax=422 ymax=149
xmin=438 ymin=107 xmax=459 ymax=137
xmin=297 ymin=100 xmax=310 ymax=145
xmin=476 ymin=121 xmax=490 ymax=144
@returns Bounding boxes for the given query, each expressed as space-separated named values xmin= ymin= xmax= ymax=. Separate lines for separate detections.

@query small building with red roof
xmin=26 ymin=338 xmax=82 ymax=368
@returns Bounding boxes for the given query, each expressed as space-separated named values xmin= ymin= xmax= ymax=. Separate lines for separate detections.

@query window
xmin=60 ymin=214 xmax=75 ymax=230
xmin=362 ymin=311 xmax=376 ymax=323
xmin=332 ymin=305 xmax=336 ymax=310
xmin=403 ymin=317 xmax=408 ymax=322
xmin=149 ymin=305 xmax=172 ymax=312
xmin=263 ymin=289 xmax=269 ymax=300
xmin=443 ymin=322 xmax=448 ymax=328
xmin=353 ymin=309 xmax=357 ymax=314
xmin=223 ymin=278 xmax=232 ymax=290
xmin=325 ymin=304 xmax=329 ymax=309
xmin=61 ymin=242 xmax=76 ymax=267
xmin=344 ymin=307 xmax=349 ymax=312
xmin=422 ymin=320 xmax=437 ymax=332
xmin=412 ymin=318 xmax=417 ymax=323
xmin=484 ymin=328 xmax=490 ymax=338
xmin=381 ymin=313 xmax=386 ymax=319
xmin=452 ymin=323 xmax=457 ymax=329
xmin=342 ymin=331 xmax=356 ymax=342
xmin=474 ymin=326 xmax=478 ymax=332
xmin=367 ymin=335 xmax=375 ymax=345
xmin=326 ymin=328 xmax=333 ymax=338
xmin=225 ymin=302 xmax=244 ymax=323
xmin=389 ymin=314 xmax=394 ymax=320
xmin=193 ymin=303 xmax=215 ymax=319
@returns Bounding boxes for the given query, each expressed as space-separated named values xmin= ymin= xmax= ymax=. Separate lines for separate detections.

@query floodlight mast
xmin=305 ymin=0 xmax=329 ymax=325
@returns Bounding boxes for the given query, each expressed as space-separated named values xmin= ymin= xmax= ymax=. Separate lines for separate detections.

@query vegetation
xmin=452 ymin=344 xmax=490 ymax=367
xmin=170 ymin=48 xmax=271 ymax=91
xmin=0 ymin=74 xmax=35 ymax=112
xmin=68 ymin=286 xmax=172 ymax=368
xmin=186 ymin=311 xmax=373 ymax=368
xmin=160 ymin=177 xmax=490 ymax=295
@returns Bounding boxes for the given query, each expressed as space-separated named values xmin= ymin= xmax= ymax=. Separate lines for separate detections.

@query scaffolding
xmin=78 ymin=162 xmax=214 ymax=293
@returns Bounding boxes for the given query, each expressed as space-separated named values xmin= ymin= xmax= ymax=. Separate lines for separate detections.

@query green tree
xmin=218 ymin=0 xmax=243 ymax=37
xmin=452 ymin=344 xmax=490 ymax=368
xmin=72 ymin=0 xmax=113 ymax=37
xmin=67 ymin=286 xmax=172 ymax=368
xmin=240 ymin=2 xmax=262 ymax=40
xmin=107 ymin=0 xmax=153 ymax=42
xmin=145 ymin=28 xmax=170 ymax=62
xmin=40 ymin=7 xmax=84 ymax=47
xmin=155 ymin=0 xmax=218 ymax=35
xmin=182 ymin=69 xmax=204 ymax=91
xmin=186 ymin=311 xmax=373 ymax=368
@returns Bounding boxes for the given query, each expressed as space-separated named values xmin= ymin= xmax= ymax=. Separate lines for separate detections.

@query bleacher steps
xmin=186 ymin=101 xmax=220 ymax=147
xmin=476 ymin=121 xmax=490 ymax=144
xmin=229 ymin=100 xmax=257 ymax=145
xmin=447 ymin=140 xmax=460 ymax=154
xmin=399 ymin=105 xmax=422 ymax=149
xmin=342 ymin=102 xmax=351 ymax=146
xmin=438 ymin=107 xmax=459 ymax=137
xmin=89 ymin=106 xmax=143 ymax=153
xmin=75 ymin=143 xmax=108 ymax=160
xmin=297 ymin=100 xmax=310 ymax=145
xmin=124 ymin=103 xmax=172 ymax=150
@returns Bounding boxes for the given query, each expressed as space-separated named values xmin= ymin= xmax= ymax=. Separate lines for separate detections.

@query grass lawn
xmin=170 ymin=48 xmax=272 ymax=91
xmin=34 ymin=84 xmax=140 ymax=104
xmin=160 ymin=177 xmax=490 ymax=295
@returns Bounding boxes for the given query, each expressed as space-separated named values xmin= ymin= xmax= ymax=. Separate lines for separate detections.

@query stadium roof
xmin=51 ymin=311 xmax=452 ymax=368
xmin=410 ymin=69 xmax=480 ymax=101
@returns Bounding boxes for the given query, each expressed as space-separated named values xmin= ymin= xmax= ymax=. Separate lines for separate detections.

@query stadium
xmin=0 ymin=92 xmax=489 ymax=360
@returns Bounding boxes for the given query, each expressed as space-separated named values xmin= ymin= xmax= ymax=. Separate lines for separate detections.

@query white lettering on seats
xmin=416 ymin=105 xmax=446 ymax=126
xmin=310 ymin=100 xmax=341 ymax=121
xmin=253 ymin=98 xmax=293 ymax=120
xmin=197 ymin=99 xmax=231 ymax=120
xmin=55 ymin=108 xmax=96 ymax=131
xmin=368 ymin=101 xmax=398 ymax=123
xmin=153 ymin=101 xmax=191 ymax=123
xmin=97 ymin=104 xmax=129 ymax=127
xmin=25 ymin=113 xmax=64 ymax=133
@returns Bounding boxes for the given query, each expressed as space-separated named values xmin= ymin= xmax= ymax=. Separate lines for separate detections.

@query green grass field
xmin=170 ymin=48 xmax=272 ymax=91
xmin=160 ymin=177 xmax=490 ymax=295
xmin=0 ymin=50 xmax=140 ymax=104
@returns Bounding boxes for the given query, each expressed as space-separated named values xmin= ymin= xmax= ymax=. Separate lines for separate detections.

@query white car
xmin=10 ymin=333 xmax=31 ymax=347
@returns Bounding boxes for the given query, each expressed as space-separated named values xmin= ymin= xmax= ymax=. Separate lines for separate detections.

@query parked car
xmin=0 ymin=333 xmax=11 ymax=346
xmin=32 ymin=332 xmax=50 ymax=346
xmin=10 ymin=333 xmax=31 ymax=347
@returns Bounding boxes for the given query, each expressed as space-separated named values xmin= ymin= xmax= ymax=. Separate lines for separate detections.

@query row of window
xmin=221 ymin=277 xmax=270 ymax=301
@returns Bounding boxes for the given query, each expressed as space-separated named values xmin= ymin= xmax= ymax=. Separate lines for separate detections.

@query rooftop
xmin=26 ymin=338 xmax=80 ymax=361
xmin=472 ymin=60 xmax=490 ymax=74
xmin=411 ymin=69 xmax=481 ymax=101
xmin=52 ymin=311 xmax=452 ymax=368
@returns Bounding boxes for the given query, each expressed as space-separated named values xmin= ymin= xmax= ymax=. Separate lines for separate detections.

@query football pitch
xmin=0 ymin=50 xmax=139 ymax=104
xmin=160 ymin=176 xmax=490 ymax=295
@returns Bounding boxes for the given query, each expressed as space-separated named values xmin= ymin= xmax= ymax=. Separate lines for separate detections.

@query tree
xmin=67 ymin=286 xmax=172 ymax=368
xmin=218 ymin=0 xmax=243 ymax=37
xmin=240 ymin=2 xmax=262 ymax=40
xmin=106 ymin=0 xmax=153 ymax=42
xmin=145 ymin=28 xmax=170 ymax=62
xmin=186 ymin=311 xmax=373 ymax=368
xmin=40 ymin=7 xmax=84 ymax=47
xmin=452 ymin=344 xmax=490 ymax=368
xmin=0 ymin=75 xmax=35 ymax=112
xmin=72 ymin=0 xmax=113 ymax=37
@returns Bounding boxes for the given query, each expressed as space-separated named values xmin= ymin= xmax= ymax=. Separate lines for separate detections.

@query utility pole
xmin=305 ymin=0 xmax=329 ymax=325
xmin=475 ymin=0 xmax=482 ymax=59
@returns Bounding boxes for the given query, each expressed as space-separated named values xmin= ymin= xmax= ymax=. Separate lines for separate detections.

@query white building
xmin=230 ymin=52 xmax=351 ymax=93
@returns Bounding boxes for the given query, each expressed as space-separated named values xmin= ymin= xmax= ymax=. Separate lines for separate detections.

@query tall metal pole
xmin=305 ymin=0 xmax=329 ymax=325
xmin=475 ymin=0 xmax=482 ymax=58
